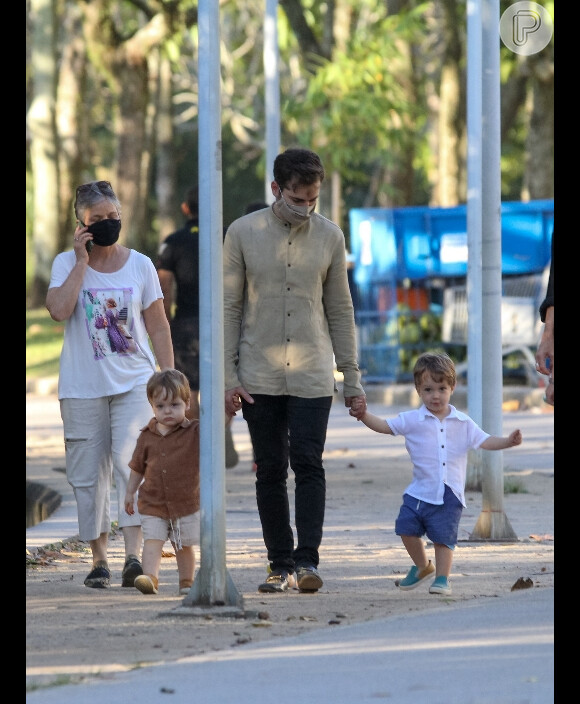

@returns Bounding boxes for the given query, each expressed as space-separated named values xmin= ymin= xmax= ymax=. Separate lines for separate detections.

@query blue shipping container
xmin=349 ymin=199 xmax=554 ymax=286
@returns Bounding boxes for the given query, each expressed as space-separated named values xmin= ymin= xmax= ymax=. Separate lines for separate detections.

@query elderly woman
xmin=46 ymin=180 xmax=173 ymax=589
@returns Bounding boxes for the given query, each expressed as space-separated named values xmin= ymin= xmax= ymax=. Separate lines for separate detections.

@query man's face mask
xmin=274 ymin=186 xmax=316 ymax=226
xmin=85 ymin=218 xmax=122 ymax=247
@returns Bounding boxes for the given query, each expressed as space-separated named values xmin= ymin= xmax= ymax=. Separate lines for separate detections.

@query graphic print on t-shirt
xmin=83 ymin=288 xmax=137 ymax=360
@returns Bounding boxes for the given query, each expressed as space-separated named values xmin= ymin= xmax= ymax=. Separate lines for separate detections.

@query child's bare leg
xmin=134 ymin=539 xmax=164 ymax=594
xmin=433 ymin=543 xmax=453 ymax=578
xmin=401 ymin=535 xmax=429 ymax=569
xmin=141 ymin=539 xmax=164 ymax=579
xmin=121 ymin=525 xmax=143 ymax=559
xmin=173 ymin=543 xmax=195 ymax=585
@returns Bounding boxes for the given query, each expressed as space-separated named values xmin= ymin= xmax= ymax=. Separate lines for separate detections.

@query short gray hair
xmin=74 ymin=181 xmax=121 ymax=222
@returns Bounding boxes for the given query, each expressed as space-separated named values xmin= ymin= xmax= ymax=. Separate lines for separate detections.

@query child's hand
xmin=509 ymin=429 xmax=522 ymax=446
xmin=348 ymin=396 xmax=366 ymax=421
xmin=124 ymin=494 xmax=135 ymax=515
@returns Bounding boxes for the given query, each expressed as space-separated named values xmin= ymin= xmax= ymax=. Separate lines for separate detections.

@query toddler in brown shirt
xmin=125 ymin=369 xmax=200 ymax=595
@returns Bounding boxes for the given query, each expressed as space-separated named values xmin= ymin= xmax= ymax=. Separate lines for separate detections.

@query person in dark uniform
xmin=157 ymin=186 xmax=239 ymax=467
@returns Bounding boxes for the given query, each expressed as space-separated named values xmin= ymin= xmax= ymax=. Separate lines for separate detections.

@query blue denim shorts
xmin=395 ymin=484 xmax=462 ymax=549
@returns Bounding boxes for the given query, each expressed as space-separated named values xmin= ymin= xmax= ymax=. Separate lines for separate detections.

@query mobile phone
xmin=86 ymin=240 xmax=94 ymax=254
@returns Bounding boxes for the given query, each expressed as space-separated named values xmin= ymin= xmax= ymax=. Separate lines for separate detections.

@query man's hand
xmin=225 ymin=386 xmax=254 ymax=418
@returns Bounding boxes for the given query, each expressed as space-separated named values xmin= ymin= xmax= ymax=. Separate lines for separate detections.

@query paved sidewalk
xmin=26 ymin=388 xmax=554 ymax=703
xmin=28 ymin=587 xmax=553 ymax=704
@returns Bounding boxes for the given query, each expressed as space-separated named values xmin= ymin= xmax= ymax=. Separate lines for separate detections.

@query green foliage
xmin=26 ymin=0 xmax=552 ymax=302
xmin=283 ymin=3 xmax=430 ymax=199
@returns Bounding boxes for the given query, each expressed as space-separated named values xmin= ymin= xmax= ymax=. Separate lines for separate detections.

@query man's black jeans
xmin=242 ymin=394 xmax=333 ymax=573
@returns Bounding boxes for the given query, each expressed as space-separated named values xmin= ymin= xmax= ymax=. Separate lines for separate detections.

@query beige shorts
xmin=140 ymin=512 xmax=200 ymax=550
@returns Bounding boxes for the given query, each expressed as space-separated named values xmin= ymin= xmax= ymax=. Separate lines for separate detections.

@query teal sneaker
xmin=429 ymin=576 xmax=452 ymax=595
xmin=398 ymin=560 xmax=435 ymax=590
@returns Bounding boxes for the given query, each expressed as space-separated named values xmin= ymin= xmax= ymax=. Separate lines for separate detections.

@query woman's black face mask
xmin=81 ymin=219 xmax=122 ymax=247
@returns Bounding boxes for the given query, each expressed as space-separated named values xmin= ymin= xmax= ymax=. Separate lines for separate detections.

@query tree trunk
xmin=523 ymin=50 xmax=554 ymax=200
xmin=153 ymin=53 xmax=179 ymax=243
xmin=436 ymin=0 xmax=465 ymax=206
xmin=55 ymin=6 xmax=86 ymax=252
xmin=28 ymin=0 xmax=60 ymax=307
xmin=115 ymin=57 xmax=150 ymax=251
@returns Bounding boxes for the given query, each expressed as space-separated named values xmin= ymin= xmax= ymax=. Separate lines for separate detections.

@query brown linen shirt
xmin=128 ymin=417 xmax=200 ymax=520
xmin=223 ymin=206 xmax=364 ymax=398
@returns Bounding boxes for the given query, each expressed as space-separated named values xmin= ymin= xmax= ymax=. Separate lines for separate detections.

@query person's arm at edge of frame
xmin=143 ymin=299 xmax=174 ymax=370
xmin=535 ymin=233 xmax=554 ymax=376
xmin=535 ymin=232 xmax=553 ymax=404
xmin=536 ymin=306 xmax=554 ymax=374
xmin=537 ymin=305 xmax=554 ymax=405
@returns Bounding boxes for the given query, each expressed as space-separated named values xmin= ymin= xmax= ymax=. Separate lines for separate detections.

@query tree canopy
xmin=26 ymin=0 xmax=554 ymax=306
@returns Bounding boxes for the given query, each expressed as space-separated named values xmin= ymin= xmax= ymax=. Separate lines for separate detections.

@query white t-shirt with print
xmin=49 ymin=250 xmax=162 ymax=399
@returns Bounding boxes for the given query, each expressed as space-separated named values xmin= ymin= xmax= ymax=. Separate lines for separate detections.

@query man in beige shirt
xmin=223 ymin=148 xmax=367 ymax=594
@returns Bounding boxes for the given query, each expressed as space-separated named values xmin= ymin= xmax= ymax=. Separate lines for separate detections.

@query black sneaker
xmin=258 ymin=570 xmax=297 ymax=593
xmin=84 ymin=563 xmax=111 ymax=589
xmin=121 ymin=554 xmax=143 ymax=587
xmin=295 ymin=565 xmax=323 ymax=592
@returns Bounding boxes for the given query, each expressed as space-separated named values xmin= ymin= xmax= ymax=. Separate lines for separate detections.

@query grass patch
xmin=504 ymin=477 xmax=528 ymax=494
xmin=26 ymin=308 xmax=64 ymax=379
xmin=26 ymin=674 xmax=80 ymax=692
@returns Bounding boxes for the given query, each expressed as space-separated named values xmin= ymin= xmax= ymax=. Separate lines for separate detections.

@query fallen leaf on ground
xmin=511 ymin=577 xmax=533 ymax=591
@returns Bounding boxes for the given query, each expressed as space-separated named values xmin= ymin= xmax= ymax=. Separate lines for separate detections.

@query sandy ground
xmin=26 ymin=404 xmax=554 ymax=692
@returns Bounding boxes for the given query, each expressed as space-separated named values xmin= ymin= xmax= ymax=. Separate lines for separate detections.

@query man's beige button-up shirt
xmin=223 ymin=207 xmax=364 ymax=399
